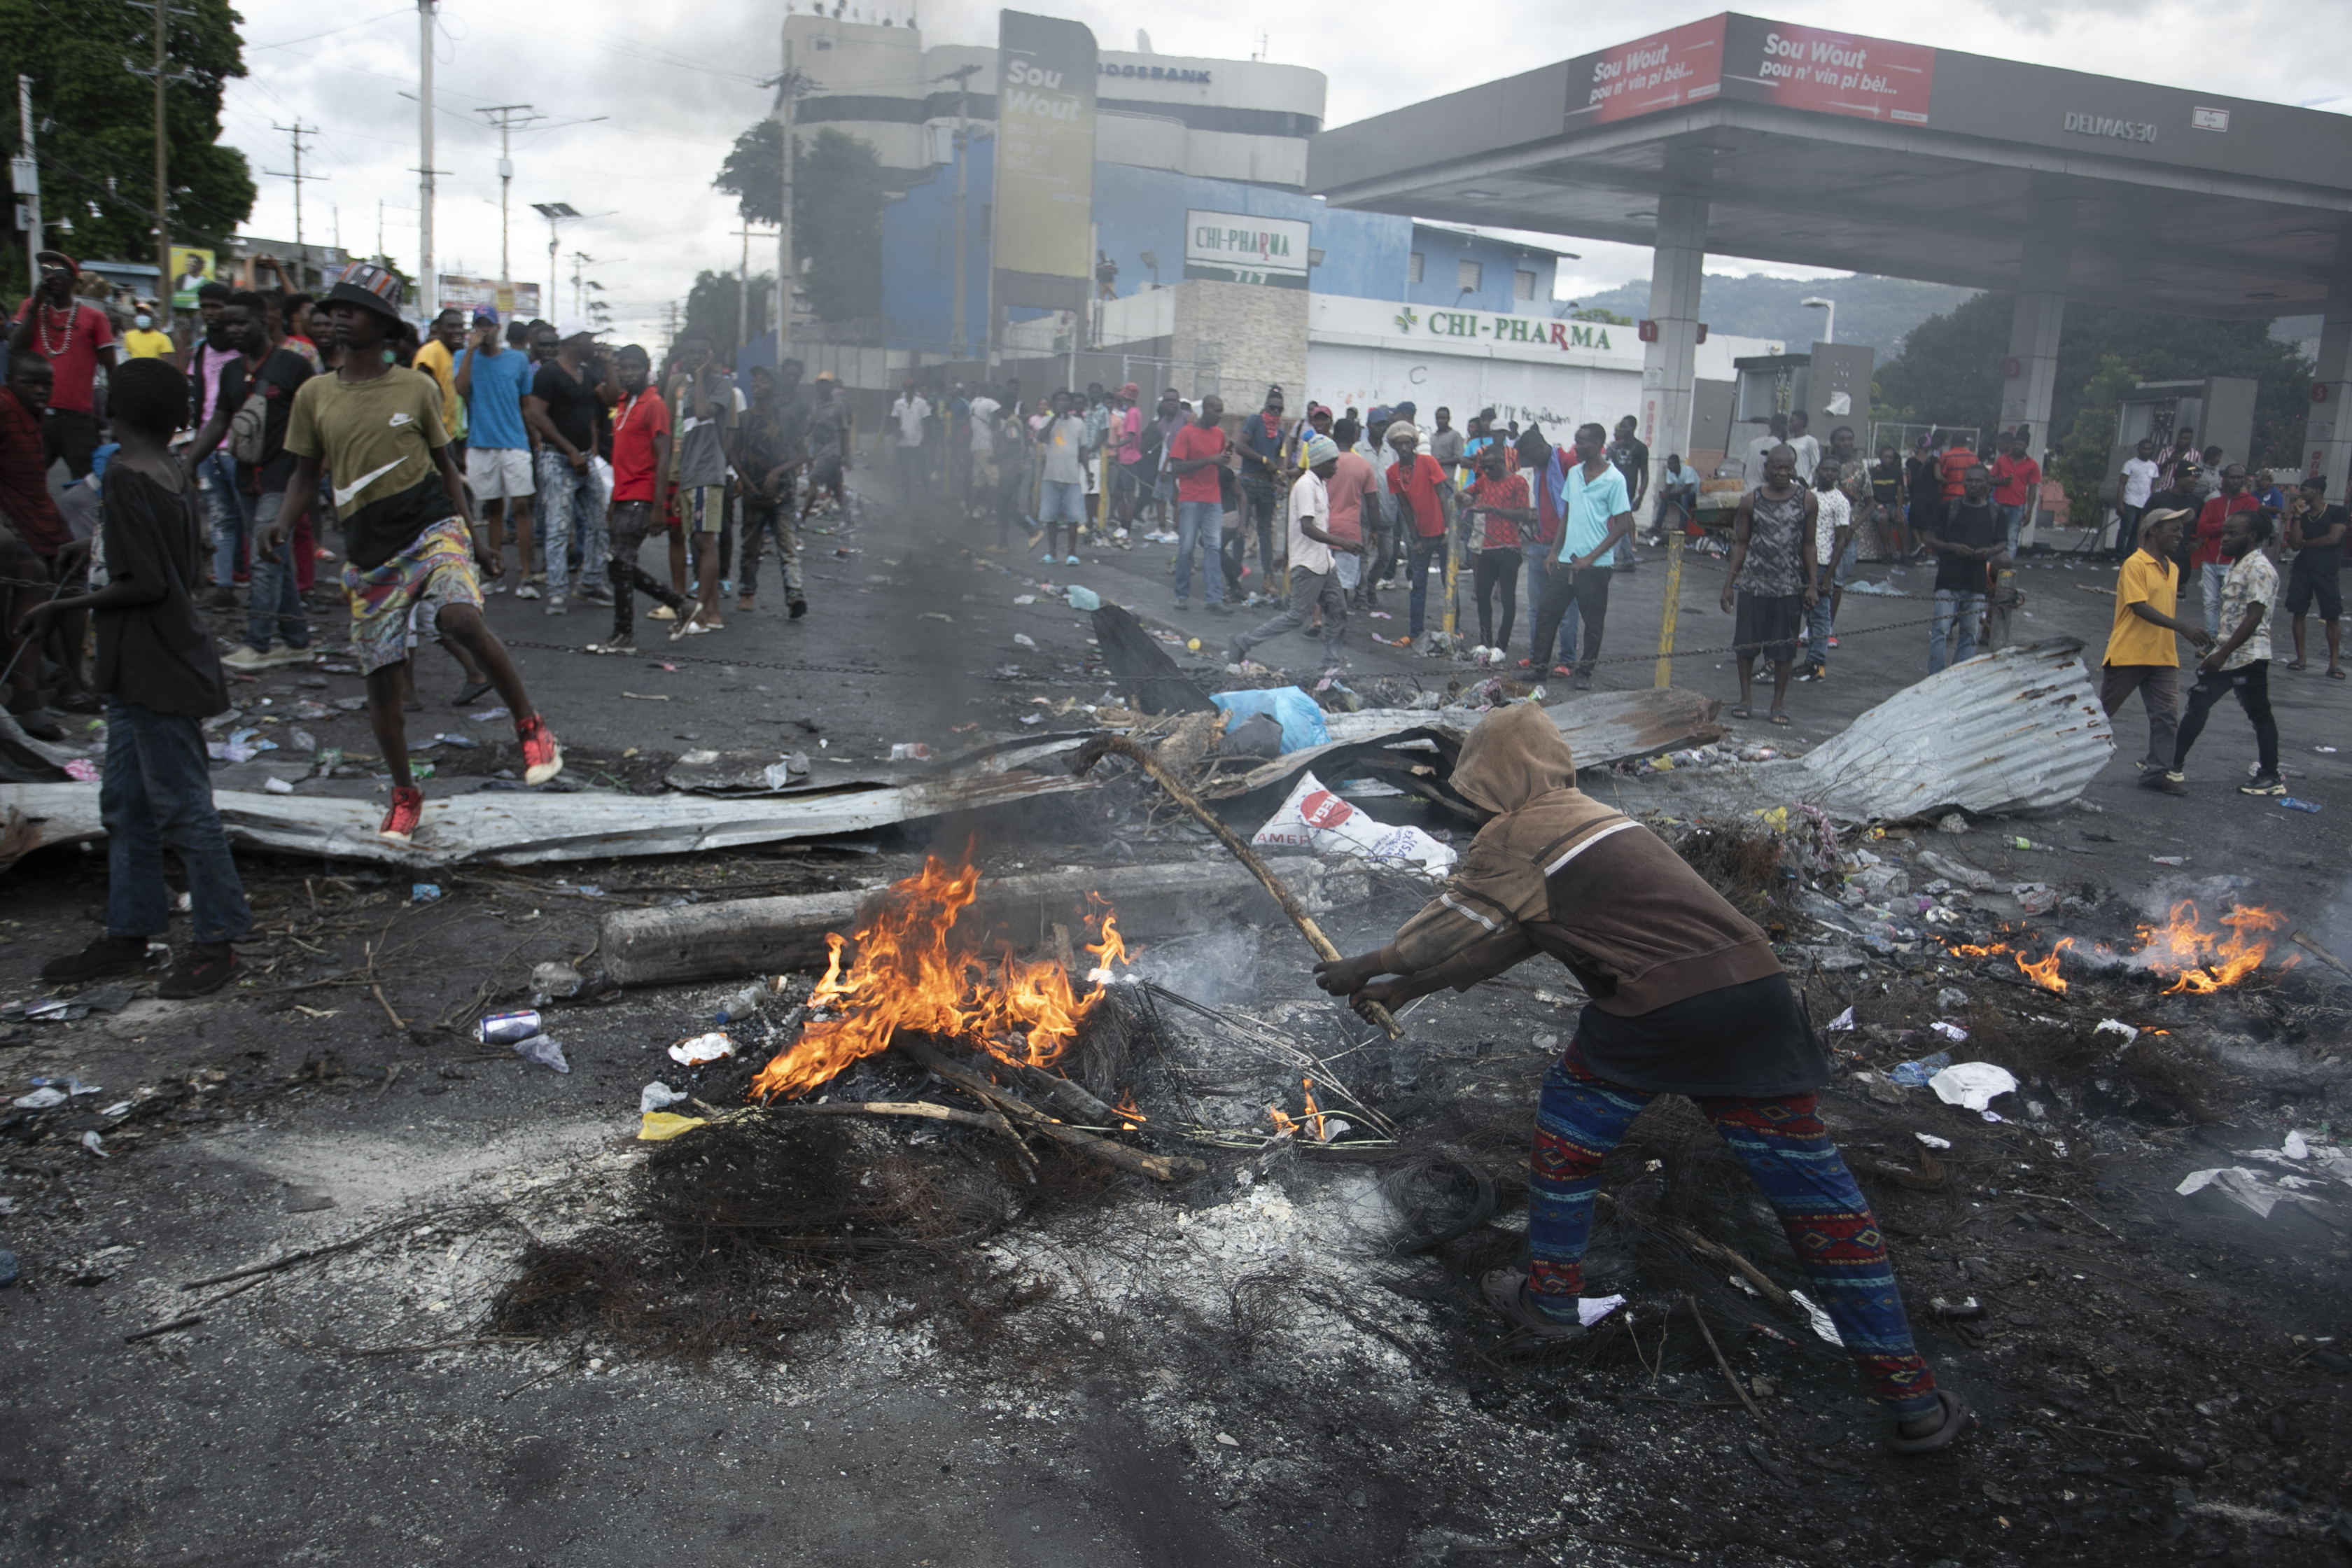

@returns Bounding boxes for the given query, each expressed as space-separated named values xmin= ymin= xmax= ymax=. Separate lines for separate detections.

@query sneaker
xmin=788 ymin=596 xmax=807 ymax=620
xmin=517 ymin=714 xmax=564 ymax=785
xmin=1173 ymin=598 xmax=1189 ymax=611
xmin=648 ymin=604 xmax=678 ymax=621
xmin=736 ymin=594 xmax=756 ymax=612
xmin=514 ymin=582 xmax=542 ymax=601
xmin=1065 ymin=554 xmax=1081 ymax=566
xmin=157 ymin=949 xmax=239 ymax=1000
xmin=219 ymin=645 xmax=275 ymax=673
xmin=1826 ymin=634 xmax=1840 ymax=648
xmin=671 ymin=609 xmax=713 ymax=641
xmin=2143 ymin=769 xmax=2189 ymax=796
xmin=1042 ymin=552 xmax=1057 ymax=564
xmin=583 ymin=639 xmax=638 ymax=656
xmin=543 ymin=595 xmax=568 ymax=615
xmin=39 ymin=934 xmax=152 ymax=984
xmin=1208 ymin=601 xmax=1231 ymax=616
xmin=2240 ymin=774 xmax=2288 ymax=796
xmin=576 ymin=587 xmax=613 ymax=606
xmin=379 ymin=784 xmax=424 ymax=843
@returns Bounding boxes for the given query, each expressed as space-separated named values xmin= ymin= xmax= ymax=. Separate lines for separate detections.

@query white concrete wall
xmin=1306 ymin=343 xmax=1642 ymax=435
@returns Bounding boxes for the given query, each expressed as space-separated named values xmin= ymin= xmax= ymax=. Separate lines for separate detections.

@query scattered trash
xmin=1884 ymin=1051 xmax=1953 ymax=1088
xmin=11 ymin=1087 xmax=66 ymax=1110
xmin=2175 ymin=1166 xmax=2327 ymax=1219
xmin=1917 ymin=851 xmax=1995 ymax=892
xmin=890 ymin=743 xmax=931 ymax=762
xmin=332 ymin=696 xmax=369 ymax=713
xmin=476 ymin=1009 xmax=543 ymax=1046
xmin=667 ymin=1031 xmax=735 ymax=1065
xmin=639 ymin=1081 xmax=688 ymax=1114
xmin=715 ymin=983 xmax=767 ymax=1026
xmin=1915 ymin=1133 xmax=1953 ymax=1149
xmin=2279 ymin=798 xmax=2323 ymax=814
xmin=1928 ymin=1295 xmax=1985 ymax=1320
xmin=433 ymin=732 xmax=479 ymax=750
xmin=2094 ymin=1018 xmax=2140 ymax=1047
xmin=2150 ymin=855 xmax=2188 ymax=866
xmin=1826 ymin=1007 xmax=1855 ymax=1032
xmin=2012 ymin=883 xmax=2059 ymax=916
xmin=762 ymin=757 xmax=808 ymax=790
xmin=1789 ymin=1289 xmax=1844 ymax=1345
xmin=1929 ymin=1020 xmax=1970 ymax=1042
xmin=62 ymin=758 xmax=97 ymax=783
xmin=80 ymin=1130 xmax=106 ymax=1157
xmin=262 ymin=776 xmax=296 ymax=795
xmin=1935 ymin=988 xmax=1969 ymax=1010
xmin=100 ymin=1100 xmax=131 ymax=1117
xmin=637 ymin=1110 xmax=708 ymax=1140
xmin=512 ymin=1034 xmax=569 ymax=1072
xmin=1577 ymin=1294 xmax=1628 ymax=1327
xmin=410 ymin=883 xmax=441 ymax=903
xmin=531 ymin=961 xmax=585 ymax=1002
xmin=0 ymin=1249 xmax=14 ymax=1288
xmin=1250 ymin=770 xmax=1457 ymax=878
xmin=1936 ymin=813 xmax=1968 ymax=834
xmin=468 ymin=706 xmax=510 ymax=723
xmin=1065 ymin=585 xmax=1100 ymax=611
xmin=2315 ymin=746 xmax=2339 ymax=755
xmin=1928 ymin=1061 xmax=2018 ymax=1112
xmin=1012 ymin=594 xmax=1037 ymax=605
xmin=1210 ymin=686 xmax=1331 ymax=754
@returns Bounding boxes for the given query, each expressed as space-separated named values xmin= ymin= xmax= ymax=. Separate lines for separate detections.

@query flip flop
xmin=1770 ymin=710 xmax=1791 ymax=726
xmin=1890 ymin=1389 xmax=1971 ymax=1455
xmin=2332 ymin=668 xmax=2346 ymax=680
xmin=1728 ymin=704 xmax=1752 ymax=719
xmin=452 ymin=680 xmax=493 ymax=707
xmin=2287 ymin=660 xmax=2307 ymax=671
xmin=1478 ymin=1269 xmax=1584 ymax=1343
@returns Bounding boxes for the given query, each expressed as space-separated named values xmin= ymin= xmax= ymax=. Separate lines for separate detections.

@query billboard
xmin=1183 ymin=211 xmax=1310 ymax=288
xmin=169 ymin=246 xmax=216 ymax=310
xmin=991 ymin=10 xmax=1097 ymax=298
xmin=435 ymin=276 xmax=543 ymax=321
xmin=1564 ymin=13 xmax=1938 ymax=131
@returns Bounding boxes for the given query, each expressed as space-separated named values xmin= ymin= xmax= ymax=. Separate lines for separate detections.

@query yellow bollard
xmin=1653 ymin=529 xmax=1684 ymax=689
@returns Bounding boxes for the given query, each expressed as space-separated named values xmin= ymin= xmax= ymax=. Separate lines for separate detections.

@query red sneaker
xmin=379 ymin=784 xmax=424 ymax=843
xmin=517 ymin=713 xmax=564 ymax=785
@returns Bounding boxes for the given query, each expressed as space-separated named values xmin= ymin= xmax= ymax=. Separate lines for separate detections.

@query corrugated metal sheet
xmin=1795 ymin=638 xmax=2114 ymax=820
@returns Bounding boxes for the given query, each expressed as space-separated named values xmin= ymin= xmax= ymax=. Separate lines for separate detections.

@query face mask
xmin=134 ymin=314 xmax=153 ymax=329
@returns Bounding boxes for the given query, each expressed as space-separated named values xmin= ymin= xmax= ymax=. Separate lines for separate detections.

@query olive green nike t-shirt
xmin=284 ymin=365 xmax=456 ymax=570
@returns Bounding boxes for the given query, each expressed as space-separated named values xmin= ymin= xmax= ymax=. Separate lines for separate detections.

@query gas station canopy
xmin=1308 ymin=13 xmax=2352 ymax=320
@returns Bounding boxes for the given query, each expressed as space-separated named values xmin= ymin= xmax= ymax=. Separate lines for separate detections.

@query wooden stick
xmin=1685 ymin=1293 xmax=1775 ymax=1434
xmin=899 ymin=1040 xmax=1205 ymax=1182
xmin=2292 ymin=929 xmax=2352 ymax=980
xmin=370 ymin=983 xmax=407 ymax=1032
xmin=957 ymin=1046 xmax=1122 ymax=1126
xmin=1597 ymin=1192 xmax=1793 ymax=1311
xmin=773 ymin=1098 xmax=1039 ymax=1180
xmin=124 ymin=1313 xmax=205 ymax=1343
xmin=1076 ymin=734 xmax=1403 ymax=1040
xmin=179 ymin=1237 xmax=370 ymax=1292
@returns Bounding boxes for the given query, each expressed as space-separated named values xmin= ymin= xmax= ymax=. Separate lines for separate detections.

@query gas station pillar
xmin=1999 ymin=225 xmax=2069 ymax=451
xmin=1642 ymin=194 xmax=1708 ymax=499
xmin=2304 ymin=268 xmax=2352 ymax=500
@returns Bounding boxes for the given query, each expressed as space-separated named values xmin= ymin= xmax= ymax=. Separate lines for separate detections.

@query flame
xmin=746 ymin=855 xmax=1128 ymax=1100
xmin=2016 ymin=939 xmax=2073 ymax=995
xmin=1114 ymin=1091 xmax=1145 ymax=1132
xmin=1299 ymin=1078 xmax=1328 ymax=1142
xmin=1945 ymin=941 xmax=2010 ymax=958
xmin=1267 ymin=1105 xmax=1298 ymax=1137
xmin=2138 ymin=900 xmax=2283 ymax=994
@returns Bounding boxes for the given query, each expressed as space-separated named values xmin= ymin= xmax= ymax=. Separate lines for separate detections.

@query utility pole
xmin=417 ymin=0 xmax=436 ymax=316
xmin=531 ymin=202 xmax=580 ymax=324
xmin=267 ymin=120 xmax=323 ymax=248
xmin=123 ymin=2 xmax=197 ymax=320
xmin=934 ymin=64 xmax=979 ymax=356
xmin=730 ymin=224 xmax=757 ymax=354
xmin=765 ymin=43 xmax=813 ymax=347
xmin=13 ymin=76 xmax=40 ymax=291
xmin=475 ymin=103 xmax=542 ymax=284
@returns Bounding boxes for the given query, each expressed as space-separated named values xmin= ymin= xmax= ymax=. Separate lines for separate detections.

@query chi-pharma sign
xmin=1184 ymin=210 xmax=1310 ymax=289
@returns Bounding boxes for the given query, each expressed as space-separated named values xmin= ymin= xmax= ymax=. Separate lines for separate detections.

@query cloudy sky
xmin=218 ymin=0 xmax=2352 ymax=344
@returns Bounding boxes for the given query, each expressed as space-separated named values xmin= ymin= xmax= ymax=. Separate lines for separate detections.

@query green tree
xmin=0 ymin=0 xmax=255 ymax=301
xmin=682 ymin=269 xmax=775 ymax=360
xmin=2049 ymin=354 xmax=2143 ymax=523
xmin=1875 ymin=291 xmax=2314 ymax=472
xmin=1567 ymin=306 xmax=1632 ymax=326
xmin=714 ymin=122 xmax=884 ymax=323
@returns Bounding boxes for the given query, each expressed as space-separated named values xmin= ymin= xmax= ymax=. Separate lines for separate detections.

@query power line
xmin=264 ymin=119 xmax=326 ymax=246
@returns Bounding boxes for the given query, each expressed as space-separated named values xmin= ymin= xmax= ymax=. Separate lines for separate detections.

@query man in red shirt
xmin=6 ymin=251 xmax=119 ymax=479
xmin=2190 ymin=464 xmax=2258 ymax=640
xmin=1463 ymin=444 xmax=1534 ymax=654
xmin=1166 ymin=393 xmax=1231 ymax=615
xmin=1989 ymin=430 xmax=2041 ymax=556
xmin=1935 ymin=429 xmax=1975 ymax=514
xmin=588 ymin=343 xmax=692 ymax=654
xmin=1385 ymin=422 xmax=1450 ymax=639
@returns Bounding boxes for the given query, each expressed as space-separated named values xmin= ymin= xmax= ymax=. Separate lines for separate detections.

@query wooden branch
xmin=2292 ymin=929 xmax=2352 ymax=980
xmin=950 ymin=1043 xmax=1121 ymax=1126
xmin=774 ymin=1097 xmax=1040 ymax=1180
xmin=180 ymin=1236 xmax=372 ymax=1292
xmin=1076 ymin=734 xmax=1403 ymax=1040
xmin=897 ymin=1040 xmax=1204 ymax=1182
xmin=1684 ymin=1293 xmax=1775 ymax=1434
xmin=1597 ymin=1191 xmax=1793 ymax=1311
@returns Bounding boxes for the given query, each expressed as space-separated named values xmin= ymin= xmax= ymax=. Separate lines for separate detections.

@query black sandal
xmin=1728 ymin=704 xmax=1752 ymax=719
xmin=1769 ymin=710 xmax=1791 ymax=726
xmin=452 ymin=679 xmax=494 ymax=707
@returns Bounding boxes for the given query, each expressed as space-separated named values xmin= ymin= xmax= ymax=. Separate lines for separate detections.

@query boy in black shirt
xmin=20 ymin=359 xmax=251 ymax=997
xmin=183 ymin=290 xmax=314 ymax=669
xmin=1919 ymin=463 xmax=2005 ymax=674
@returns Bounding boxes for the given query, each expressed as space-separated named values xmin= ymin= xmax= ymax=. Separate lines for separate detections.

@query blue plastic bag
xmin=1210 ymin=687 xmax=1330 ymax=754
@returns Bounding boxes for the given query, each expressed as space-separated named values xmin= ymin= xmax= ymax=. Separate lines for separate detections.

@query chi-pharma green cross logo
xmin=1393 ymin=307 xmax=1418 ymax=334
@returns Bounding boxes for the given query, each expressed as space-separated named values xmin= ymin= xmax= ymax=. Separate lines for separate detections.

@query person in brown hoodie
xmin=1314 ymin=702 xmax=1966 ymax=1452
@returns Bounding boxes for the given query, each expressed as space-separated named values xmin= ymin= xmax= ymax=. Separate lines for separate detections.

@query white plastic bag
xmin=1250 ymin=771 xmax=1457 ymax=878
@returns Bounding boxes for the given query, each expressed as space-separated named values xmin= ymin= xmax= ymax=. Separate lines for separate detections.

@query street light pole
xmin=477 ymin=104 xmax=543 ymax=286
xmin=1800 ymin=295 xmax=1835 ymax=346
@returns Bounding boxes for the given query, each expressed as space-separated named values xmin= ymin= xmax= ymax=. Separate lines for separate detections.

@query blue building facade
xmin=878 ymin=147 xmax=1561 ymax=352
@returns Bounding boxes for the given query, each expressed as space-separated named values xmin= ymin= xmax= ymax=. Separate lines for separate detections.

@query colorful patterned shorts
xmin=342 ymin=514 xmax=483 ymax=674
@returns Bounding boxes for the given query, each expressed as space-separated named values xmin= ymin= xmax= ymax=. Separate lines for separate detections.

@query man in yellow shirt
xmin=120 ymin=304 xmax=177 ymax=368
xmin=411 ymin=306 xmax=469 ymax=453
xmin=2100 ymin=506 xmax=2213 ymax=792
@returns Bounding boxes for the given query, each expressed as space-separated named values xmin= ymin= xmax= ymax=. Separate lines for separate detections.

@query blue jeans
xmin=1805 ymin=568 xmax=1837 ymax=669
xmin=1037 ymin=479 xmax=1086 ymax=526
xmin=199 ymin=451 xmax=242 ymax=586
xmin=1996 ymin=501 xmax=2025 ymax=555
xmin=2199 ymin=559 xmax=2228 ymax=638
xmin=1228 ymin=482 xmax=1278 ymax=598
xmin=1928 ymin=589 xmax=1984 ymax=674
xmin=534 ymin=449 xmax=608 ymax=598
xmin=236 ymin=489 xmax=309 ymax=654
xmin=1172 ymin=499 xmax=1224 ymax=604
xmin=101 ymin=699 xmax=251 ymax=945
xmin=1405 ymin=533 xmax=1446 ymax=636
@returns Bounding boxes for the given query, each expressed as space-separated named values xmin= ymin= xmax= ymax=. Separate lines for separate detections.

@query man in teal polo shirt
xmin=1525 ymin=422 xmax=1635 ymax=690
